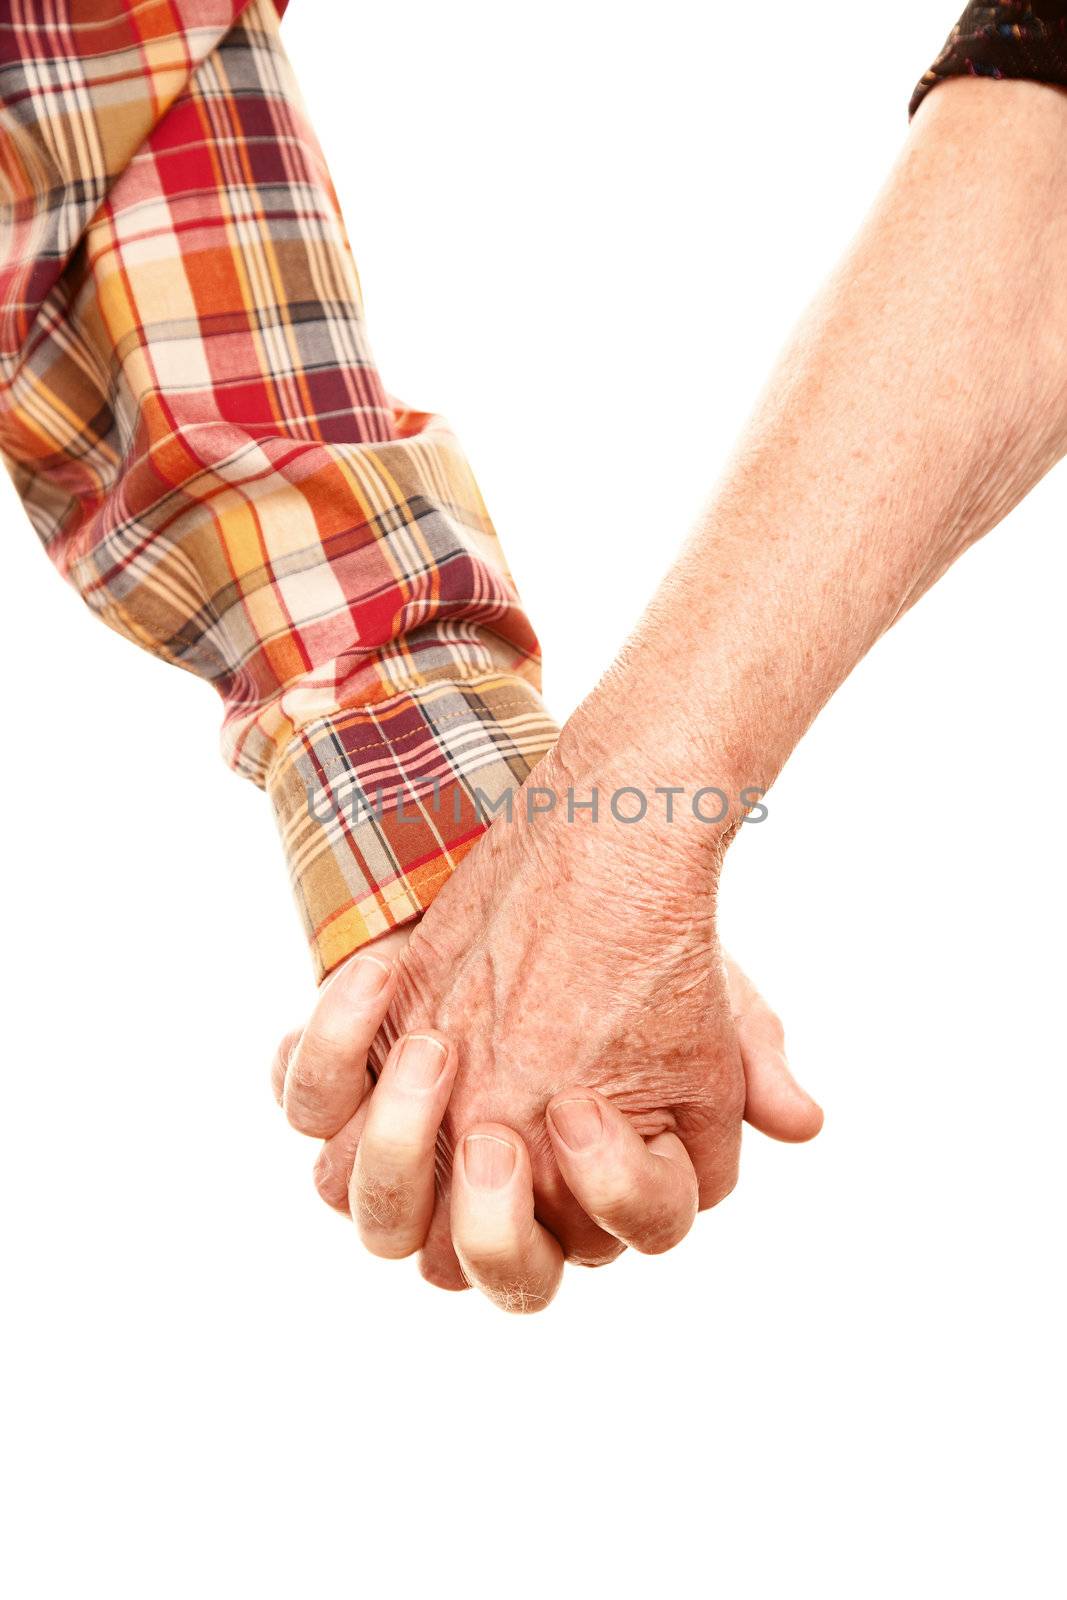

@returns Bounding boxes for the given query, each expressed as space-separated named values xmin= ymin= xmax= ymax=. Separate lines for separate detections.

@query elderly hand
xmin=274 ymin=719 xmax=822 ymax=1312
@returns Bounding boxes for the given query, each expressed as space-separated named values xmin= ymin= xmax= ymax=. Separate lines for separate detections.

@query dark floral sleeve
xmin=912 ymin=2 xmax=1067 ymax=115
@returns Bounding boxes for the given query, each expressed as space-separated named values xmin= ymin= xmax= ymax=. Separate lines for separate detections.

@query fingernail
xmin=548 ymin=1097 xmax=603 ymax=1152
xmin=347 ymin=954 xmax=391 ymax=999
xmin=463 ymin=1134 xmax=516 ymax=1190
xmin=395 ymin=1033 xmax=448 ymax=1089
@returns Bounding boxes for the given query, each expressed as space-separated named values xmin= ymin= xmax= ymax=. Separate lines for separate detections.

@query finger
xmin=451 ymin=1126 xmax=564 ymax=1314
xmin=725 ymin=955 xmax=824 ymax=1143
xmin=313 ymin=1083 xmax=373 ymax=1213
xmin=525 ymin=1165 xmax=628 ymax=1269
xmin=283 ymin=950 xmax=398 ymax=1137
xmin=673 ymin=1095 xmax=742 ymax=1211
xmin=418 ymin=1193 xmax=469 ymax=1292
xmin=350 ymin=1032 xmax=457 ymax=1259
xmin=271 ymin=1028 xmax=303 ymax=1108
xmin=546 ymin=1092 xmax=699 ymax=1254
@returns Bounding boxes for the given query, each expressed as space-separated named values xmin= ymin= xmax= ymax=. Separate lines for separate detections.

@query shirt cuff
xmin=266 ymin=669 xmax=557 ymax=980
xmin=911 ymin=2 xmax=1067 ymax=117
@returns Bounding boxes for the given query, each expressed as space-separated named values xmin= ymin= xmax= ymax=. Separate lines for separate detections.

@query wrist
xmin=549 ymin=665 xmax=758 ymax=863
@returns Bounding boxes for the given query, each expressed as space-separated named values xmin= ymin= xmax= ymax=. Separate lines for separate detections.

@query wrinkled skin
xmin=367 ymin=742 xmax=745 ymax=1282
xmin=285 ymin=701 xmax=822 ymax=1305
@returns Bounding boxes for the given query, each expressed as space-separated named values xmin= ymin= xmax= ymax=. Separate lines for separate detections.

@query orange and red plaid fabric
xmin=0 ymin=0 xmax=556 ymax=979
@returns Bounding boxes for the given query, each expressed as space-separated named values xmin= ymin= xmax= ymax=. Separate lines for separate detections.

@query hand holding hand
xmin=275 ymin=721 xmax=821 ymax=1311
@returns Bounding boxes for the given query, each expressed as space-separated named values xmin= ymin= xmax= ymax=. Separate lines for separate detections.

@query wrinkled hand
xmin=276 ymin=728 xmax=822 ymax=1312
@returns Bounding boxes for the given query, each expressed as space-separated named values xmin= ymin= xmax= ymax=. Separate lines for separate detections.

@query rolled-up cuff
xmin=911 ymin=3 xmax=1067 ymax=118
xmin=267 ymin=671 xmax=558 ymax=980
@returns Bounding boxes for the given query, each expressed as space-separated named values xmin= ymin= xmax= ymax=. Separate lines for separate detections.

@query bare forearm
xmin=571 ymin=78 xmax=1067 ymax=811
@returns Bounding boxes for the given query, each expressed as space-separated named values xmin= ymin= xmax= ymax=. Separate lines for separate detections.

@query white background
xmin=3 ymin=2 xmax=1064 ymax=1595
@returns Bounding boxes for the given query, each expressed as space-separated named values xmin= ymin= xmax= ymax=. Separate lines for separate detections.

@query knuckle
xmin=587 ymin=1172 xmax=696 ymax=1255
xmin=292 ymin=1029 xmax=349 ymax=1090
xmin=284 ymin=1036 xmax=363 ymax=1132
xmin=612 ymin=1181 xmax=696 ymax=1254
xmin=284 ymin=1070 xmax=336 ymax=1132
xmin=585 ymin=1174 xmax=655 ymax=1232
xmin=352 ymin=1168 xmax=417 ymax=1235
xmin=481 ymin=1275 xmax=554 ymax=1316
xmin=632 ymin=1206 xmax=694 ymax=1255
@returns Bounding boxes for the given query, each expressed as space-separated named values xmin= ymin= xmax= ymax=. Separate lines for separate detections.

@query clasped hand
xmin=273 ymin=736 xmax=822 ymax=1314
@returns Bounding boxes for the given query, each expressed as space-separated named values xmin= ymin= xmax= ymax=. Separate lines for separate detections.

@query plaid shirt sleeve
xmin=912 ymin=3 xmax=1067 ymax=115
xmin=0 ymin=0 xmax=557 ymax=980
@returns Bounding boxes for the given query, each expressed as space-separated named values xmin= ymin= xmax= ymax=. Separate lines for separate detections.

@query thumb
xmin=724 ymin=954 xmax=824 ymax=1143
xmin=742 ymin=1035 xmax=824 ymax=1142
